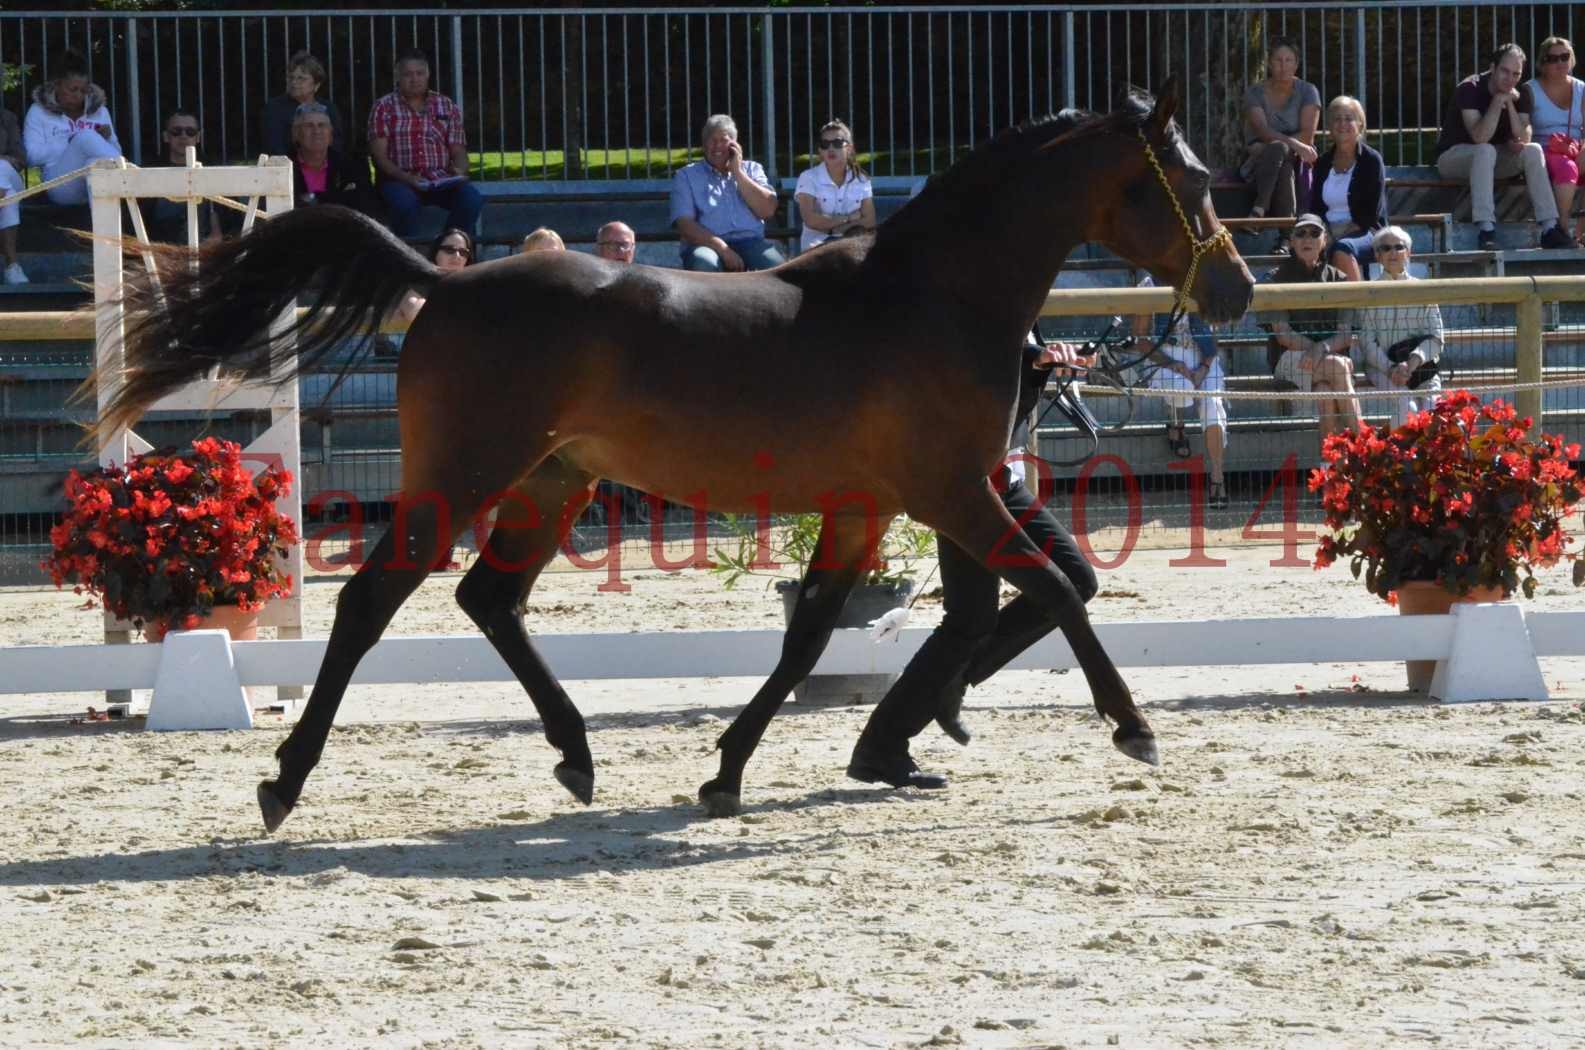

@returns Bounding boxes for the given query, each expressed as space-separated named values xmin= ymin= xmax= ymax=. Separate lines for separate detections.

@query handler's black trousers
xmin=860 ymin=479 xmax=1097 ymax=749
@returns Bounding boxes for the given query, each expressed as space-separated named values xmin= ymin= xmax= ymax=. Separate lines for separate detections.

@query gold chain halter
xmin=1137 ymin=128 xmax=1235 ymax=316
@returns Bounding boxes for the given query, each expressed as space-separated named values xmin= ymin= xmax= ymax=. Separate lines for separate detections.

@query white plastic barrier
xmin=2 ymin=605 xmax=1577 ymax=729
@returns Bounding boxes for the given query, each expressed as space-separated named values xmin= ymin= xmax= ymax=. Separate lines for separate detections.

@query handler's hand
xmin=1036 ymin=340 xmax=1096 ymax=375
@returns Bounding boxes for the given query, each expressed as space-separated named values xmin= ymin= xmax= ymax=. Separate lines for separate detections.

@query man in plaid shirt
xmin=367 ymin=48 xmax=483 ymax=237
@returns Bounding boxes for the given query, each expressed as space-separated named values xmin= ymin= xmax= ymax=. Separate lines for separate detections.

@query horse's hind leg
xmin=922 ymin=483 xmax=1158 ymax=767
xmin=699 ymin=515 xmax=892 ymax=817
xmin=258 ymin=495 xmax=457 ymax=832
xmin=455 ymin=462 xmax=598 ymax=806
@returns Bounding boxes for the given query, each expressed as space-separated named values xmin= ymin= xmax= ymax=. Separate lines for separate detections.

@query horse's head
xmin=1082 ymin=79 xmax=1254 ymax=324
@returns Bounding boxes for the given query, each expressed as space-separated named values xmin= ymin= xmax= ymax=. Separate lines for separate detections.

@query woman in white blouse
xmin=1356 ymin=225 xmax=1445 ymax=429
xmin=794 ymin=119 xmax=876 ymax=254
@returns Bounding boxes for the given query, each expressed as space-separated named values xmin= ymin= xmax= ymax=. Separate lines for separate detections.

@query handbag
xmin=1385 ymin=334 xmax=1440 ymax=390
xmin=1547 ymin=93 xmax=1582 ymax=160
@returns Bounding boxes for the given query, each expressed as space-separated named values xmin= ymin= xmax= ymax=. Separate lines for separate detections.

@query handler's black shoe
xmin=934 ymin=673 xmax=972 ymax=747
xmin=847 ymin=740 xmax=948 ymax=789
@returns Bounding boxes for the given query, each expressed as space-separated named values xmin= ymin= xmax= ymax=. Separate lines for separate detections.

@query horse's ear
xmin=1150 ymin=76 xmax=1181 ymax=134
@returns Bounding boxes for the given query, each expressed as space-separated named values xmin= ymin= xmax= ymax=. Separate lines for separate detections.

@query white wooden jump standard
xmin=84 ymin=154 xmax=303 ymax=721
xmin=2 ymin=607 xmax=1573 ymax=717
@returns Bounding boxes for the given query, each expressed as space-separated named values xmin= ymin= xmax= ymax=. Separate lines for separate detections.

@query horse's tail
xmin=87 ymin=204 xmax=440 ymax=444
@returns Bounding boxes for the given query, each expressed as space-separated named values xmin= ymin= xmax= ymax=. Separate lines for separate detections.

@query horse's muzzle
xmin=1198 ymin=256 xmax=1256 ymax=325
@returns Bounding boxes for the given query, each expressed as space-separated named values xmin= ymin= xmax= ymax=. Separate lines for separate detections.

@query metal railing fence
xmin=2 ymin=4 xmax=1580 ymax=179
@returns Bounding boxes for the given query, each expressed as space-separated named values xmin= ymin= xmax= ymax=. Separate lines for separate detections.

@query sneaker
xmin=1476 ymin=228 xmax=1497 ymax=251
xmin=2 ymin=262 xmax=26 ymax=285
xmin=1539 ymin=224 xmax=1574 ymax=250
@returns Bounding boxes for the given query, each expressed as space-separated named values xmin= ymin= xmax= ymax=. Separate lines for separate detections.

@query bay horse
xmin=93 ymin=78 xmax=1253 ymax=832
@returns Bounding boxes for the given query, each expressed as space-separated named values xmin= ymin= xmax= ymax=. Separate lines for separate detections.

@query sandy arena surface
xmin=2 ymin=546 xmax=1584 ymax=1049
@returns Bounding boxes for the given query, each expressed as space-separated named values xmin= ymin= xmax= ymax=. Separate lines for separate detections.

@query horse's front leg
xmin=922 ymin=482 xmax=1158 ymax=767
xmin=698 ymin=516 xmax=891 ymax=817
xmin=260 ymin=502 xmax=449 ymax=832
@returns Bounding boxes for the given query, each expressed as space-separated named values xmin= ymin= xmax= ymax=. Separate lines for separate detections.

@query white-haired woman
xmin=1356 ymin=226 xmax=1444 ymax=429
xmin=669 ymin=113 xmax=784 ymax=272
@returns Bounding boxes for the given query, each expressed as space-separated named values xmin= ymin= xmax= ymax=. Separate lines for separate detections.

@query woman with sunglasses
xmin=1524 ymin=36 xmax=1585 ymax=246
xmin=1356 ymin=226 xmax=1445 ymax=429
xmin=394 ymin=227 xmax=474 ymax=324
xmin=794 ymin=119 xmax=876 ymax=254
xmin=1306 ymin=95 xmax=1387 ymax=282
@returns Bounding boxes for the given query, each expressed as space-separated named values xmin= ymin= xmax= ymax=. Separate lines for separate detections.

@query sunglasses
xmin=167 ymin=126 xmax=200 ymax=137
xmin=819 ymin=138 xmax=849 ymax=150
xmin=1544 ymin=52 xmax=1572 ymax=63
xmin=1291 ymin=228 xmax=1323 ymax=239
xmin=1378 ymin=243 xmax=1408 ymax=252
xmin=437 ymin=244 xmax=470 ymax=259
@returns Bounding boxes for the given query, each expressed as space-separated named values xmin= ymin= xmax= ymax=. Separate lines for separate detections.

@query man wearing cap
xmin=1259 ymin=213 xmax=1363 ymax=440
xmin=1434 ymin=43 xmax=1570 ymax=251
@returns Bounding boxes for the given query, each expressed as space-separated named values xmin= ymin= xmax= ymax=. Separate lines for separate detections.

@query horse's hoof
xmin=1113 ymin=726 xmax=1161 ymax=767
xmin=698 ymin=781 xmax=742 ymax=818
xmin=554 ymin=762 xmax=595 ymax=805
xmin=257 ymin=780 xmax=293 ymax=834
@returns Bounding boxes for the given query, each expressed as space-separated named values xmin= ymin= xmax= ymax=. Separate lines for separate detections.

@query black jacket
xmin=1307 ymin=142 xmax=1388 ymax=235
xmin=289 ymin=146 xmax=375 ymax=214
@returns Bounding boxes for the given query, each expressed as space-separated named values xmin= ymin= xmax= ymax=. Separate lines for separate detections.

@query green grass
xmin=466 ymin=145 xmax=954 ymax=182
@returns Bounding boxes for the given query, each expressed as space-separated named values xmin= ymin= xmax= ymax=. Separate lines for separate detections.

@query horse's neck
xmin=874 ymin=172 xmax=1091 ymax=339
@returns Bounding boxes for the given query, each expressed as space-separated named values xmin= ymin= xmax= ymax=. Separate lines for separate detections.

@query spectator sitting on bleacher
xmin=394 ymin=227 xmax=473 ymax=325
xmin=1355 ymin=226 xmax=1445 ymax=430
xmin=1435 ymin=43 xmax=1571 ymax=251
xmin=1309 ymin=95 xmax=1387 ymax=282
xmin=368 ymin=48 xmax=481 ymax=239
xmin=289 ymin=103 xmax=373 ymax=215
xmin=521 ymin=227 xmax=564 ymax=253
xmin=1133 ymin=275 xmax=1229 ymax=509
xmin=794 ymin=119 xmax=875 ymax=254
xmin=1240 ymin=38 xmax=1320 ymax=244
xmin=595 ymin=221 xmax=636 ymax=263
xmin=1524 ymin=36 xmax=1585 ymax=247
xmin=23 ymin=48 xmax=123 ymax=207
xmin=1260 ymin=213 xmax=1362 ymax=440
xmin=0 ymin=105 xmax=27 ymax=284
xmin=669 ymin=114 xmax=784 ymax=272
xmin=138 ymin=109 xmax=237 ymax=246
xmin=262 ymin=50 xmax=345 ymax=158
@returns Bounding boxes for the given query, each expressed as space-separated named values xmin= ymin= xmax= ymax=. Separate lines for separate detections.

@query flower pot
xmin=144 ymin=604 xmax=261 ymax=644
xmin=1395 ymin=581 xmax=1506 ymax=692
xmin=778 ymin=579 xmax=913 ymax=706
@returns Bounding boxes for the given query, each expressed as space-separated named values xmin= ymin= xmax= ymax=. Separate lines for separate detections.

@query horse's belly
xmin=559 ymin=431 xmax=905 ymax=516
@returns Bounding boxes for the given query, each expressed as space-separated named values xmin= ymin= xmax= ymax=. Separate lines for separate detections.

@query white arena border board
xmin=3 ymin=605 xmax=1578 ymax=713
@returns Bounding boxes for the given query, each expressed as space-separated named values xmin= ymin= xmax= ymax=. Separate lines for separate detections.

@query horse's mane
xmin=884 ymin=87 xmax=1166 ymax=235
